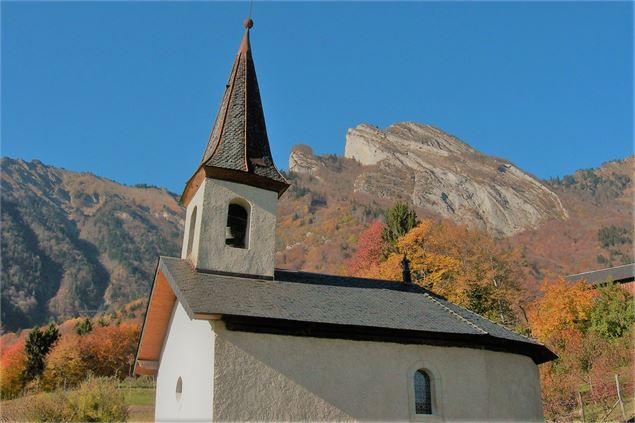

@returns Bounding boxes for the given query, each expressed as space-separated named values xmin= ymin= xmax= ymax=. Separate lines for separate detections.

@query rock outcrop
xmin=343 ymin=122 xmax=568 ymax=236
xmin=288 ymin=145 xmax=322 ymax=175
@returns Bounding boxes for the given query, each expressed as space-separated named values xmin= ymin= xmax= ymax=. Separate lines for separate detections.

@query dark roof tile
xmin=157 ymin=257 xmax=554 ymax=363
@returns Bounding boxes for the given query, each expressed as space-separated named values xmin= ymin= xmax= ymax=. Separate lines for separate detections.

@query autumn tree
xmin=370 ymin=218 xmax=525 ymax=324
xmin=528 ymin=278 xmax=594 ymax=342
xmin=22 ymin=324 xmax=60 ymax=383
xmin=42 ymin=323 xmax=140 ymax=390
xmin=527 ymin=277 xmax=634 ymax=420
xmin=0 ymin=340 xmax=26 ymax=398
xmin=381 ymin=201 xmax=418 ymax=246
xmin=348 ymin=220 xmax=387 ymax=277
xmin=588 ymin=281 xmax=634 ymax=339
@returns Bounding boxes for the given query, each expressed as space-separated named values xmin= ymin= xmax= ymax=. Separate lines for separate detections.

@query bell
xmin=225 ymin=226 xmax=235 ymax=241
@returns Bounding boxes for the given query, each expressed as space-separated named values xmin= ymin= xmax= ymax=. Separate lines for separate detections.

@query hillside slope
xmin=2 ymin=122 xmax=632 ymax=331
xmin=1 ymin=158 xmax=183 ymax=331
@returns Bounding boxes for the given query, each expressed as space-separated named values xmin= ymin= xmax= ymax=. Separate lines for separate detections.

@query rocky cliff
xmin=341 ymin=122 xmax=568 ymax=236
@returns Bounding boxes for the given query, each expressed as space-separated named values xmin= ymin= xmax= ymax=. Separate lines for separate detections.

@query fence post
xmin=615 ymin=374 xmax=626 ymax=421
xmin=577 ymin=391 xmax=586 ymax=423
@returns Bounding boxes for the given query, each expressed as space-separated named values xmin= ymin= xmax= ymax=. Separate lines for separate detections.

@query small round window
xmin=176 ymin=376 xmax=183 ymax=401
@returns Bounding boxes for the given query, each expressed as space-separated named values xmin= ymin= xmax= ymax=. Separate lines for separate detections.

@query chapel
xmin=135 ymin=18 xmax=555 ymax=422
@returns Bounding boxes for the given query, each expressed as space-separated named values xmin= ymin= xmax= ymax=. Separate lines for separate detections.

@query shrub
xmin=0 ymin=377 xmax=128 ymax=422
xmin=68 ymin=376 xmax=129 ymax=422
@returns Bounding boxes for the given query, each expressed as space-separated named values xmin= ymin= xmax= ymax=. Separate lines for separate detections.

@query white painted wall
xmin=193 ymin=178 xmax=278 ymax=276
xmin=211 ymin=322 xmax=544 ymax=422
xmin=155 ymin=302 xmax=215 ymax=422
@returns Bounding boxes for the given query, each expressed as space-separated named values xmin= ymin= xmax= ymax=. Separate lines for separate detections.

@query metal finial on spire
xmin=243 ymin=18 xmax=253 ymax=29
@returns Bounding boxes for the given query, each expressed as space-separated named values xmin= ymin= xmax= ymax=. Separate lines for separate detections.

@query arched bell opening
xmin=225 ymin=200 xmax=250 ymax=249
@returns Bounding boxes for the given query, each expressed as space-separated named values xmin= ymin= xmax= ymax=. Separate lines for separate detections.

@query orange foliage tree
xmin=42 ymin=323 xmax=140 ymax=390
xmin=0 ymin=340 xmax=26 ymax=398
xmin=529 ymin=278 xmax=595 ymax=342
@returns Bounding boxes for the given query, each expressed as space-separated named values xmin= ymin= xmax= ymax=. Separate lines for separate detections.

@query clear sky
xmin=2 ymin=2 xmax=633 ymax=193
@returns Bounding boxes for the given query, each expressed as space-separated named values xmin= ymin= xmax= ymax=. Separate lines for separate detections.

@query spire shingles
xmin=184 ymin=20 xmax=288 ymax=203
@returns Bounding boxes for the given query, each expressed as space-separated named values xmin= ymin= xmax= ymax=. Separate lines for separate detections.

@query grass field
xmin=0 ymin=379 xmax=156 ymax=422
xmin=121 ymin=387 xmax=155 ymax=422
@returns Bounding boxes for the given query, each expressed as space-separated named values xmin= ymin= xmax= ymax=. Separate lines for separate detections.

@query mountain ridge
xmin=2 ymin=122 xmax=632 ymax=331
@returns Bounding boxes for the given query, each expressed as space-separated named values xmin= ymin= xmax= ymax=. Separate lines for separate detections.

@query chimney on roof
xmin=401 ymin=255 xmax=412 ymax=284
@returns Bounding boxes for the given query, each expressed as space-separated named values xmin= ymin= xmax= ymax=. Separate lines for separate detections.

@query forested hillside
xmin=1 ymin=131 xmax=632 ymax=332
xmin=1 ymin=158 xmax=182 ymax=331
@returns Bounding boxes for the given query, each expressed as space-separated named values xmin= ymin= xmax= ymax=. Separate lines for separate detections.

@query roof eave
xmin=180 ymin=165 xmax=289 ymax=206
xmin=220 ymin=314 xmax=557 ymax=365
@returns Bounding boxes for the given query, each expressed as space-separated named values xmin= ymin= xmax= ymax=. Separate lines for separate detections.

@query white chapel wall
xmin=155 ymin=302 xmax=215 ymax=422
xmin=211 ymin=321 xmax=544 ymax=422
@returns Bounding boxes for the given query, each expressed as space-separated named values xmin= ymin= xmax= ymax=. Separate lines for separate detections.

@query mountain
xmin=2 ymin=122 xmax=632 ymax=331
xmin=510 ymin=156 xmax=633 ymax=279
xmin=295 ymin=122 xmax=568 ymax=236
xmin=1 ymin=158 xmax=183 ymax=331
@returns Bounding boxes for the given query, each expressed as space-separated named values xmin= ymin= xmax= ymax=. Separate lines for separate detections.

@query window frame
xmin=414 ymin=369 xmax=432 ymax=415
xmin=407 ymin=361 xmax=443 ymax=422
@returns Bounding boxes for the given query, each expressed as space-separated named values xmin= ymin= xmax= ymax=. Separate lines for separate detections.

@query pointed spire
xmin=182 ymin=19 xmax=288 ymax=204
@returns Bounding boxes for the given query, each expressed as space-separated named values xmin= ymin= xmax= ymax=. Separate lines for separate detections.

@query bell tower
xmin=180 ymin=18 xmax=288 ymax=277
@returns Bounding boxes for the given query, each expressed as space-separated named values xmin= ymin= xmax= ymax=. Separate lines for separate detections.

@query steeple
xmin=181 ymin=18 xmax=288 ymax=206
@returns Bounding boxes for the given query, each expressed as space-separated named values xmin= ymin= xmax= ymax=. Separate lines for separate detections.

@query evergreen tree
xmin=381 ymin=201 xmax=418 ymax=246
xmin=22 ymin=323 xmax=60 ymax=382
xmin=74 ymin=317 xmax=93 ymax=335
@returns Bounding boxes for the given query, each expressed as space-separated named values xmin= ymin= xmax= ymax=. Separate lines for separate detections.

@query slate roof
xmin=198 ymin=22 xmax=287 ymax=187
xmin=566 ymin=263 xmax=635 ymax=286
xmin=157 ymin=256 xmax=556 ymax=364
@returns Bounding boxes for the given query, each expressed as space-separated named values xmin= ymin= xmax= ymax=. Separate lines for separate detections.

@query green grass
xmin=120 ymin=387 xmax=154 ymax=422
xmin=121 ymin=388 xmax=154 ymax=406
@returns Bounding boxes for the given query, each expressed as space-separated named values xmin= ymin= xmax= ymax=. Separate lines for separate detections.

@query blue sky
xmin=2 ymin=2 xmax=633 ymax=193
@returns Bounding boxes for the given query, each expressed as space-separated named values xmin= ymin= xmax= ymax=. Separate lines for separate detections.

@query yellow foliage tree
xmin=365 ymin=218 xmax=527 ymax=324
xmin=528 ymin=278 xmax=595 ymax=342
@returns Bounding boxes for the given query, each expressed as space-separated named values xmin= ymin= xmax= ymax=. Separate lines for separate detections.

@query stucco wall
xmin=155 ymin=302 xmax=215 ymax=422
xmin=211 ymin=322 xmax=544 ymax=422
xmin=188 ymin=178 xmax=277 ymax=276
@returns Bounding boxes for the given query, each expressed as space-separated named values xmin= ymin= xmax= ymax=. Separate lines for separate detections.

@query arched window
xmin=186 ymin=206 xmax=198 ymax=257
xmin=225 ymin=202 xmax=249 ymax=248
xmin=414 ymin=369 xmax=432 ymax=415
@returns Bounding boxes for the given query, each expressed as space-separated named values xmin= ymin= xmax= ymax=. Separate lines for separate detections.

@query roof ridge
xmin=275 ymin=268 xmax=446 ymax=298
xmin=438 ymin=297 xmax=543 ymax=345
xmin=423 ymin=293 xmax=488 ymax=335
xmin=567 ymin=262 xmax=635 ymax=277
